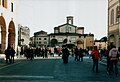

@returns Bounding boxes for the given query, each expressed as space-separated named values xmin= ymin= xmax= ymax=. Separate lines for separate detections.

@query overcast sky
xmin=17 ymin=0 xmax=108 ymax=39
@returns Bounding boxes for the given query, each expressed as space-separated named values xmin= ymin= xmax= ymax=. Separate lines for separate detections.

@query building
xmin=18 ymin=24 xmax=30 ymax=47
xmin=29 ymin=36 xmax=34 ymax=47
xmin=108 ymin=0 xmax=120 ymax=48
xmin=94 ymin=40 xmax=107 ymax=49
xmin=0 ymin=0 xmax=18 ymax=54
xmin=48 ymin=16 xmax=94 ymax=49
xmin=33 ymin=30 xmax=48 ymax=47
xmin=85 ymin=34 xmax=94 ymax=49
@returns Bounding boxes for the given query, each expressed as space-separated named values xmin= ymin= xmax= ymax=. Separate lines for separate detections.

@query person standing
xmin=74 ymin=46 xmax=79 ymax=61
xmin=10 ymin=47 xmax=15 ymax=63
xmin=88 ymin=49 xmax=92 ymax=58
xmin=45 ymin=47 xmax=48 ymax=58
xmin=108 ymin=45 xmax=119 ymax=75
xmin=105 ymin=46 xmax=111 ymax=73
xmin=62 ymin=46 xmax=70 ymax=64
xmin=51 ymin=47 xmax=54 ymax=57
xmin=78 ymin=48 xmax=84 ymax=61
xmin=91 ymin=46 xmax=102 ymax=73
xmin=42 ymin=47 xmax=45 ymax=58
xmin=30 ymin=47 xmax=34 ymax=60
xmin=58 ymin=47 xmax=61 ymax=56
xmin=5 ymin=47 xmax=10 ymax=63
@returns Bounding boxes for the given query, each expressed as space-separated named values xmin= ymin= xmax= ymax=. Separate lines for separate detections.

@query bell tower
xmin=67 ymin=16 xmax=73 ymax=25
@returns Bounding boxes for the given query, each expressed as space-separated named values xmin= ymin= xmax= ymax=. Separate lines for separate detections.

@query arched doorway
xmin=51 ymin=39 xmax=58 ymax=47
xmin=0 ymin=16 xmax=6 ymax=54
xmin=8 ymin=21 xmax=15 ymax=49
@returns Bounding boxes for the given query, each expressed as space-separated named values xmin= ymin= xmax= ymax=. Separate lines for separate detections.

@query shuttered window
xmin=0 ymin=0 xmax=1 ymax=6
xmin=111 ymin=9 xmax=114 ymax=24
xmin=116 ymin=6 xmax=119 ymax=22
xmin=11 ymin=2 xmax=13 ymax=12
xmin=2 ymin=0 xmax=7 ymax=8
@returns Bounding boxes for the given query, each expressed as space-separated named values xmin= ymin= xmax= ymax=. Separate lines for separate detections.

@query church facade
xmin=48 ymin=16 xmax=94 ymax=49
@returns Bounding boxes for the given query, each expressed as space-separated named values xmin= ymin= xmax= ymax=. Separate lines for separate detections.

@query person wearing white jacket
xmin=108 ymin=45 xmax=119 ymax=76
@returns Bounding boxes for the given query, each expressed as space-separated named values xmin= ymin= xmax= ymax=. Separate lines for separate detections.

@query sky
xmin=17 ymin=0 xmax=108 ymax=40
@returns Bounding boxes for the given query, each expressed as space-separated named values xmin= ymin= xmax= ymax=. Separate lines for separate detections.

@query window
xmin=44 ymin=38 xmax=47 ymax=40
xmin=111 ymin=9 xmax=114 ymax=24
xmin=69 ymin=27 xmax=71 ymax=31
xmin=11 ymin=2 xmax=13 ymax=12
xmin=66 ymin=26 xmax=69 ymax=32
xmin=2 ymin=0 xmax=4 ymax=7
xmin=116 ymin=6 xmax=119 ymax=22
xmin=39 ymin=42 xmax=41 ymax=44
xmin=44 ymin=42 xmax=47 ymax=44
xmin=69 ymin=20 xmax=72 ymax=24
xmin=39 ymin=38 xmax=41 ymax=40
xmin=2 ymin=0 xmax=7 ymax=8
xmin=37 ymin=38 xmax=38 ymax=40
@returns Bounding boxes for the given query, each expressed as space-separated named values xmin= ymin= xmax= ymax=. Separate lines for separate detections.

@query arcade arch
xmin=8 ymin=21 xmax=15 ymax=49
xmin=0 ymin=16 xmax=6 ymax=54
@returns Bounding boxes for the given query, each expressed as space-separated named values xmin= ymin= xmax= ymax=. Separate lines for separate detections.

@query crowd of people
xmin=4 ymin=44 xmax=120 ymax=76
xmin=61 ymin=44 xmax=120 ymax=76
xmin=88 ymin=44 xmax=120 ymax=76
xmin=18 ymin=46 xmax=62 ymax=60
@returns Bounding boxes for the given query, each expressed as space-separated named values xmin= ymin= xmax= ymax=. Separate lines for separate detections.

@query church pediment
xmin=58 ymin=23 xmax=76 ymax=28
xmin=56 ymin=23 xmax=76 ymax=33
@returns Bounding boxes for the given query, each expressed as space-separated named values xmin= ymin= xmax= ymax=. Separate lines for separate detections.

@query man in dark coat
xmin=5 ymin=48 xmax=10 ymax=63
xmin=45 ymin=47 xmax=48 ymax=58
xmin=10 ymin=47 xmax=15 ymax=63
xmin=78 ymin=48 xmax=84 ymax=61
xmin=5 ymin=45 xmax=11 ymax=63
xmin=62 ymin=46 xmax=70 ymax=64
xmin=74 ymin=46 xmax=79 ymax=61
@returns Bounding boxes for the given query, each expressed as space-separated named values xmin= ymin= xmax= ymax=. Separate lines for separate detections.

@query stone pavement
xmin=100 ymin=57 xmax=120 ymax=69
xmin=0 ymin=54 xmax=62 ymax=68
xmin=0 ymin=54 xmax=6 ymax=67
xmin=0 ymin=55 xmax=120 ymax=69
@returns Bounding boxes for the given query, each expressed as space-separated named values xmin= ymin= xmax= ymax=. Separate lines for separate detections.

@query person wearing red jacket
xmin=91 ymin=46 xmax=102 ymax=73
